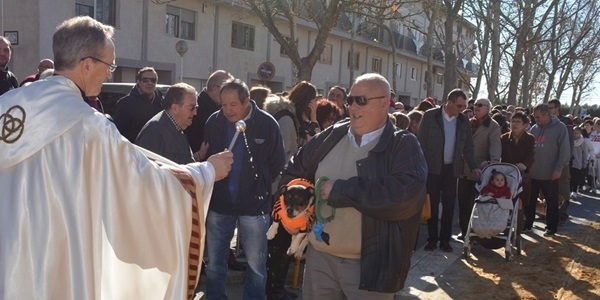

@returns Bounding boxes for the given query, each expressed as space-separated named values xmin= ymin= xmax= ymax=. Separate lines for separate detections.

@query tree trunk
xmin=487 ymin=0 xmax=500 ymax=102
xmin=442 ymin=0 xmax=464 ymax=101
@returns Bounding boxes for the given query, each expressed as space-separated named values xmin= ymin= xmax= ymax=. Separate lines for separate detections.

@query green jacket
xmin=417 ymin=106 xmax=478 ymax=176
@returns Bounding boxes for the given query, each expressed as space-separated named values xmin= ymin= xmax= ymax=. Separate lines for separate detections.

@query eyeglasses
xmin=141 ymin=77 xmax=157 ymax=84
xmin=474 ymin=103 xmax=489 ymax=108
xmin=345 ymin=95 xmax=386 ymax=106
xmin=82 ymin=56 xmax=117 ymax=72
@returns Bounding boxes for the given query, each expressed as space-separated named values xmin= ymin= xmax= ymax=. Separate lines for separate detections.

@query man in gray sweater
xmin=525 ymin=103 xmax=571 ymax=236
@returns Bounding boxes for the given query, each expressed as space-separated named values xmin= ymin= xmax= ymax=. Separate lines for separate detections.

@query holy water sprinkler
xmin=228 ymin=120 xmax=247 ymax=150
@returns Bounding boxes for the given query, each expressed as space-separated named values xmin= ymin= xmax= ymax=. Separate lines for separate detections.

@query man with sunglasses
xmin=136 ymin=82 xmax=198 ymax=164
xmin=418 ymin=89 xmax=480 ymax=252
xmin=114 ymin=66 xmax=164 ymax=142
xmin=281 ymin=73 xmax=427 ymax=299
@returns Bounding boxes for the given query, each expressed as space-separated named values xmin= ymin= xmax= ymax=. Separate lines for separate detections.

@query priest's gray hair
xmin=53 ymin=16 xmax=114 ymax=71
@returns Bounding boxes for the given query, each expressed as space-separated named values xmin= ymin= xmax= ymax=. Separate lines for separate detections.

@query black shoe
xmin=439 ymin=242 xmax=453 ymax=252
xmin=457 ymin=233 xmax=465 ymax=241
xmin=543 ymin=229 xmax=556 ymax=236
xmin=424 ymin=242 xmax=436 ymax=251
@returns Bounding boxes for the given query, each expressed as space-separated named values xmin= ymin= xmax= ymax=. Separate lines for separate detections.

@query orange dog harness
xmin=272 ymin=178 xmax=315 ymax=234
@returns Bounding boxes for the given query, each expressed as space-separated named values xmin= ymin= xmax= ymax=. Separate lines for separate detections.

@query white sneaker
xmin=570 ymin=192 xmax=577 ymax=199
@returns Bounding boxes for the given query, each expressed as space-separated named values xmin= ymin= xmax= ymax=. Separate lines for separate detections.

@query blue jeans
xmin=205 ymin=211 xmax=270 ymax=300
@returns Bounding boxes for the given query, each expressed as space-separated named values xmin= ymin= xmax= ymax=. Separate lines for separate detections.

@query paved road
xmin=196 ymin=192 xmax=600 ymax=299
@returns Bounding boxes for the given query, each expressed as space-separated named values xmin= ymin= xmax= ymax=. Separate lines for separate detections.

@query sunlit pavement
xmin=195 ymin=191 xmax=600 ymax=299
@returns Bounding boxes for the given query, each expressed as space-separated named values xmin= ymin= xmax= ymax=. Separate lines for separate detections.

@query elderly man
xmin=0 ymin=16 xmax=233 ymax=299
xmin=525 ymin=103 xmax=570 ymax=236
xmin=185 ymin=70 xmax=234 ymax=154
xmin=0 ymin=36 xmax=18 ymax=95
xmin=136 ymin=82 xmax=198 ymax=164
xmin=114 ymin=66 xmax=164 ymax=142
xmin=418 ymin=89 xmax=480 ymax=252
xmin=20 ymin=58 xmax=54 ymax=86
xmin=203 ymin=78 xmax=285 ymax=300
xmin=282 ymin=73 xmax=427 ymax=299
xmin=457 ymin=98 xmax=501 ymax=239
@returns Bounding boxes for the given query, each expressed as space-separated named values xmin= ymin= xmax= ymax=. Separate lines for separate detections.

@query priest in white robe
xmin=0 ymin=16 xmax=233 ymax=300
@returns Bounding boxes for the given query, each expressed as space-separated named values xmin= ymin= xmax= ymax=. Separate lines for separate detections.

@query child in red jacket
xmin=481 ymin=171 xmax=512 ymax=199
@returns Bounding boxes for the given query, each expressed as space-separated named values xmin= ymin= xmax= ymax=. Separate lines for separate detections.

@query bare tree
xmin=502 ymin=0 xmax=558 ymax=105
xmin=441 ymin=0 xmax=465 ymax=101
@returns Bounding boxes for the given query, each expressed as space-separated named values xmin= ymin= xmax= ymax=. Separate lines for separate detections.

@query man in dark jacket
xmin=113 ymin=67 xmax=163 ymax=142
xmin=203 ymin=78 xmax=285 ymax=300
xmin=185 ymin=70 xmax=233 ymax=153
xmin=418 ymin=89 xmax=480 ymax=252
xmin=136 ymin=83 xmax=198 ymax=164
xmin=0 ymin=37 xmax=18 ymax=96
xmin=282 ymin=73 xmax=427 ymax=298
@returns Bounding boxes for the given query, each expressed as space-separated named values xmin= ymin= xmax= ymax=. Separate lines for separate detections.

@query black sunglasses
xmin=141 ymin=77 xmax=157 ymax=84
xmin=474 ymin=103 xmax=488 ymax=108
xmin=345 ymin=95 xmax=386 ymax=106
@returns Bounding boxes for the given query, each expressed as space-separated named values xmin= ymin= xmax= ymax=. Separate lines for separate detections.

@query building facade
xmin=1 ymin=0 xmax=477 ymax=107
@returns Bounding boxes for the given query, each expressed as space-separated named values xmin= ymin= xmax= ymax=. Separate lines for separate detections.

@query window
xmin=394 ymin=63 xmax=403 ymax=77
xmin=410 ymin=67 xmax=417 ymax=80
xmin=319 ymin=44 xmax=333 ymax=65
xmin=76 ymin=0 xmax=115 ymax=25
xmin=372 ymin=57 xmax=382 ymax=73
xmin=348 ymin=51 xmax=359 ymax=70
xmin=232 ymin=22 xmax=255 ymax=51
xmin=166 ymin=5 xmax=196 ymax=40
xmin=436 ymin=74 xmax=443 ymax=85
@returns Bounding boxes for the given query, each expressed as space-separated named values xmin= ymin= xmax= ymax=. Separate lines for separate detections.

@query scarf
xmin=470 ymin=114 xmax=489 ymax=134
xmin=574 ymin=136 xmax=584 ymax=148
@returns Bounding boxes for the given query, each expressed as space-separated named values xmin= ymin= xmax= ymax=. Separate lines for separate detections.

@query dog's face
xmin=279 ymin=184 xmax=315 ymax=218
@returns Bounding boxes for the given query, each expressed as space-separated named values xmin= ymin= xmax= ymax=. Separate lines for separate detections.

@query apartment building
xmin=1 ymin=0 xmax=477 ymax=107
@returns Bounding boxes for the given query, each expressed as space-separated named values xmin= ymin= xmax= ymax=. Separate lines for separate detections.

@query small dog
xmin=267 ymin=180 xmax=315 ymax=258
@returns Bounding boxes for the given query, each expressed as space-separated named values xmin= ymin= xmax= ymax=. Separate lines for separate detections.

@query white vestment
xmin=0 ymin=76 xmax=215 ymax=299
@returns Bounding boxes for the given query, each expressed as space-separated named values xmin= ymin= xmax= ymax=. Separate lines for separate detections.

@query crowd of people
xmin=0 ymin=15 xmax=593 ymax=300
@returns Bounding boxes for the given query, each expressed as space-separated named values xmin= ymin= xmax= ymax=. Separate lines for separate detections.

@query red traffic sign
xmin=257 ymin=62 xmax=276 ymax=81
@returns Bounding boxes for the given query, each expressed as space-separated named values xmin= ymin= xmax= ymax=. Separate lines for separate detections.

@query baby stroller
xmin=463 ymin=163 xmax=523 ymax=261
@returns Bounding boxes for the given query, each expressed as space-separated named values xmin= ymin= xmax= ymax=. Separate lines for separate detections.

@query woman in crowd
xmin=500 ymin=111 xmax=535 ymax=231
xmin=288 ymin=81 xmax=320 ymax=145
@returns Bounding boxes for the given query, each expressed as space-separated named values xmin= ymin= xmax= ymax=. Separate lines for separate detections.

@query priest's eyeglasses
xmin=82 ymin=56 xmax=118 ymax=72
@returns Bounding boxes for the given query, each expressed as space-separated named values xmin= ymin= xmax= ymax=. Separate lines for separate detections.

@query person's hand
xmin=480 ymin=160 xmax=489 ymax=168
xmin=319 ymin=179 xmax=335 ymax=200
xmin=207 ymin=150 xmax=233 ymax=181
xmin=472 ymin=168 xmax=482 ymax=179
xmin=516 ymin=163 xmax=527 ymax=171
xmin=551 ymin=170 xmax=562 ymax=181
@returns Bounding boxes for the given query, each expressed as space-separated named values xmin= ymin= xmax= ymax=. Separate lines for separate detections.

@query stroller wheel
xmin=505 ymin=250 xmax=513 ymax=261
xmin=463 ymin=247 xmax=470 ymax=259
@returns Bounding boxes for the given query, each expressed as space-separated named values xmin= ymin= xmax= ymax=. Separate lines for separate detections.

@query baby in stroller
xmin=464 ymin=163 xmax=523 ymax=261
xmin=481 ymin=171 xmax=512 ymax=200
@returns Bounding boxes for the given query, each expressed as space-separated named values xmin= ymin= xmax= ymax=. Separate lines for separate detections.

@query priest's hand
xmin=208 ymin=150 xmax=233 ymax=181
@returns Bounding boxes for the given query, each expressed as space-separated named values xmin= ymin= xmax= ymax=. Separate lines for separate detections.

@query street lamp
xmin=175 ymin=40 xmax=188 ymax=82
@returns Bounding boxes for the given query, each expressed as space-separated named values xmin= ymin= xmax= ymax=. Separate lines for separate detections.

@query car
xmin=98 ymin=82 xmax=170 ymax=117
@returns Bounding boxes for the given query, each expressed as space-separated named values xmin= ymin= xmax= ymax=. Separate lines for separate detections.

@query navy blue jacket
xmin=204 ymin=100 xmax=285 ymax=216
